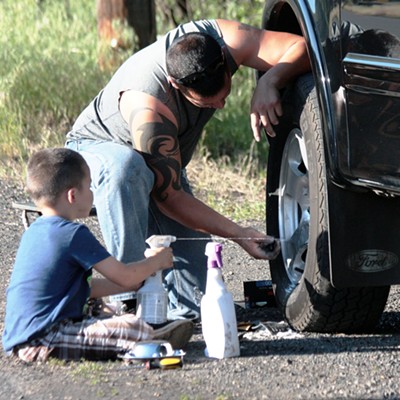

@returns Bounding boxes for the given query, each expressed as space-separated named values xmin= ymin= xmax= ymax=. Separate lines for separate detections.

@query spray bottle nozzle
xmin=205 ymin=242 xmax=223 ymax=269
xmin=146 ymin=235 xmax=177 ymax=249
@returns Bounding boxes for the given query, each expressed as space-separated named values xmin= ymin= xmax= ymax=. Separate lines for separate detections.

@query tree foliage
xmin=0 ymin=0 xmax=267 ymax=174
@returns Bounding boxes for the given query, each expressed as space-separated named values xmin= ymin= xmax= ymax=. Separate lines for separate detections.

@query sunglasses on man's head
xmin=174 ymin=55 xmax=225 ymax=86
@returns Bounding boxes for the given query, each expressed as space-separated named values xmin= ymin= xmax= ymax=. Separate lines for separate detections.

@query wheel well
xmin=261 ymin=1 xmax=338 ymax=185
xmin=262 ymin=2 xmax=302 ymax=36
xmin=258 ymin=2 xmax=303 ymax=83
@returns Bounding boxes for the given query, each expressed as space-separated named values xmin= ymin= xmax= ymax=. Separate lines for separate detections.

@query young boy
xmin=2 ymin=148 xmax=193 ymax=362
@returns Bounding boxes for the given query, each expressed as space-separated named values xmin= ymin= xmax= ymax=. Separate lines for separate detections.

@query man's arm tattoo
xmin=136 ymin=114 xmax=181 ymax=202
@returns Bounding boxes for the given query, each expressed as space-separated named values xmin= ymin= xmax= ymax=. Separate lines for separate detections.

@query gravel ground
xmin=1 ymin=176 xmax=400 ymax=400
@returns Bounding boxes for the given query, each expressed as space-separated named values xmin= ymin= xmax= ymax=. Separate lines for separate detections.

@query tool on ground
xmin=145 ymin=357 xmax=183 ymax=370
xmin=118 ymin=340 xmax=186 ymax=370
xmin=243 ymin=280 xmax=276 ymax=309
xmin=130 ymin=340 xmax=174 ymax=359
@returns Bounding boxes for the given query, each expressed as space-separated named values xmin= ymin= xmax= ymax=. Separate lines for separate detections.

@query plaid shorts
xmin=14 ymin=313 xmax=154 ymax=362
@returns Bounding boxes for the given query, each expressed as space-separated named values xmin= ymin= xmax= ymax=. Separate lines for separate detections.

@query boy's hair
xmin=166 ymin=32 xmax=227 ymax=97
xmin=27 ymin=148 xmax=88 ymax=206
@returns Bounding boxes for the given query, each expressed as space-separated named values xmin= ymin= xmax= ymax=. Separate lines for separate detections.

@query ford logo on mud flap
xmin=347 ymin=250 xmax=398 ymax=273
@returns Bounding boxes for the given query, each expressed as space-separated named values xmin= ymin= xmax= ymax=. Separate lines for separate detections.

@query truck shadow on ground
xmin=187 ymin=310 xmax=400 ymax=360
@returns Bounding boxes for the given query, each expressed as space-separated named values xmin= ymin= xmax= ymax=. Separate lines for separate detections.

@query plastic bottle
xmin=136 ymin=235 xmax=176 ymax=324
xmin=201 ymin=242 xmax=240 ymax=359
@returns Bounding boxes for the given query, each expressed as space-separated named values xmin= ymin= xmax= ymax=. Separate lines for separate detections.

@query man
xmin=66 ymin=19 xmax=310 ymax=320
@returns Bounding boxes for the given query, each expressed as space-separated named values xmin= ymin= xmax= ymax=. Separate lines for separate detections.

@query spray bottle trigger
xmin=146 ymin=235 xmax=177 ymax=249
xmin=205 ymin=242 xmax=223 ymax=268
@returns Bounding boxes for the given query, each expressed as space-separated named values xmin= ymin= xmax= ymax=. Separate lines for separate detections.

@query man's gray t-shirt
xmin=66 ymin=19 xmax=238 ymax=168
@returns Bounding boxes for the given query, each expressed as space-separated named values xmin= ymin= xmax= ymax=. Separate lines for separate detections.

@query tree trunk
xmin=125 ymin=0 xmax=156 ymax=49
xmin=96 ymin=0 xmax=156 ymax=51
xmin=156 ymin=0 xmax=191 ymax=28
xmin=96 ymin=0 xmax=128 ymax=49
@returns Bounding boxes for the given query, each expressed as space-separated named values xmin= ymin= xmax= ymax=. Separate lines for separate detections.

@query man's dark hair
xmin=166 ymin=32 xmax=227 ymax=97
xmin=27 ymin=148 xmax=87 ymax=206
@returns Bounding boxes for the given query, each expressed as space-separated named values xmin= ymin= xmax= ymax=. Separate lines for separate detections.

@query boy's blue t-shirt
xmin=2 ymin=216 xmax=110 ymax=352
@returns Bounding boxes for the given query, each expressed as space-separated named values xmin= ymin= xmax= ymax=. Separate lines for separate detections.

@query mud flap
xmin=328 ymin=182 xmax=400 ymax=288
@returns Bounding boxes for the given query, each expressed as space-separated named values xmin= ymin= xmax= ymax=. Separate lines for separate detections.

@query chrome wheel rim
xmin=278 ymin=128 xmax=310 ymax=285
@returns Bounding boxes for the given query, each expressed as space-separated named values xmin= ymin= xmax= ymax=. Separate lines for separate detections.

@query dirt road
xmin=1 ymin=177 xmax=400 ymax=400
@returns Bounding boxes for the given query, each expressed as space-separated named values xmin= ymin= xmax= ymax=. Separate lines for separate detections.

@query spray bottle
xmin=136 ymin=235 xmax=176 ymax=324
xmin=200 ymin=242 xmax=240 ymax=359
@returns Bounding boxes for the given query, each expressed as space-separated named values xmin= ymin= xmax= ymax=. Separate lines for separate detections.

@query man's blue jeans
xmin=66 ymin=139 xmax=209 ymax=320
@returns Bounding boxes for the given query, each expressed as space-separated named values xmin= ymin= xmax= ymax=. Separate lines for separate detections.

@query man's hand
xmin=216 ymin=20 xmax=309 ymax=142
xmin=250 ymin=73 xmax=283 ymax=141
xmin=234 ymin=227 xmax=281 ymax=260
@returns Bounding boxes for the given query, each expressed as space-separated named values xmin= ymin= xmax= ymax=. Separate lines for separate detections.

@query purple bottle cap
xmin=205 ymin=242 xmax=223 ymax=269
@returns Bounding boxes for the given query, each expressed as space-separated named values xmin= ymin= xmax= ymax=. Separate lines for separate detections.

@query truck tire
xmin=266 ymin=73 xmax=390 ymax=333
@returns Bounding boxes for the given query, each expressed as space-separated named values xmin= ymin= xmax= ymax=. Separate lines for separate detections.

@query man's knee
xmin=108 ymin=148 xmax=154 ymax=189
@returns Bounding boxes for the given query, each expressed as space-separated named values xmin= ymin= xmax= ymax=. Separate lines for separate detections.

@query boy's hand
xmin=132 ymin=282 xmax=144 ymax=291
xmin=144 ymin=247 xmax=174 ymax=270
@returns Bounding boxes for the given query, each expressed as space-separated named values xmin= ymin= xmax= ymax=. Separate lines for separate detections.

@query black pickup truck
xmin=260 ymin=0 xmax=400 ymax=332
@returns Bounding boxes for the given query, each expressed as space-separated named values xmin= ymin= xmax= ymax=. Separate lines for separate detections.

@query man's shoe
xmin=152 ymin=320 xmax=194 ymax=349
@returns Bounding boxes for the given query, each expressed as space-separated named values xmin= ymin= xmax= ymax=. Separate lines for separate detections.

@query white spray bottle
xmin=136 ymin=235 xmax=176 ymax=324
xmin=201 ymin=242 xmax=240 ymax=359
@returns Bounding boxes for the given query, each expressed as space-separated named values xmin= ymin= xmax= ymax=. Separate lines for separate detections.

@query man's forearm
xmin=264 ymin=40 xmax=310 ymax=89
xmin=155 ymin=190 xmax=243 ymax=239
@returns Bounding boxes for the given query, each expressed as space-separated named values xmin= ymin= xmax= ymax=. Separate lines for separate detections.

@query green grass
xmin=0 ymin=0 xmax=268 ymax=220
xmin=187 ymin=146 xmax=266 ymax=222
xmin=0 ymin=0 xmax=112 ymax=169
